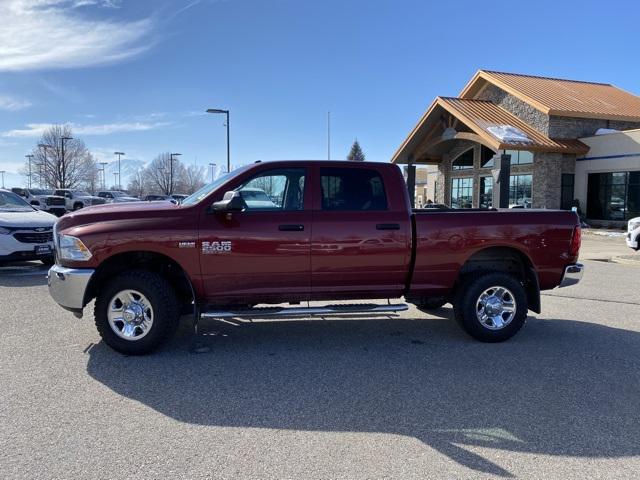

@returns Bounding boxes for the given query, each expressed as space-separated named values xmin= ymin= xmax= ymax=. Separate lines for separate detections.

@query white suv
xmin=626 ymin=217 xmax=640 ymax=250
xmin=54 ymin=189 xmax=106 ymax=211
xmin=0 ymin=189 xmax=56 ymax=265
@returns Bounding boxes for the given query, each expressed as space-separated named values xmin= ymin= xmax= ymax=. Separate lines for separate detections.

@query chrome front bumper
xmin=47 ymin=264 xmax=94 ymax=314
xmin=559 ymin=263 xmax=584 ymax=288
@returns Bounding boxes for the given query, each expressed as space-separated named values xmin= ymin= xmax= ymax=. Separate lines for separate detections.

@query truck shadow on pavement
xmin=86 ymin=313 xmax=640 ymax=477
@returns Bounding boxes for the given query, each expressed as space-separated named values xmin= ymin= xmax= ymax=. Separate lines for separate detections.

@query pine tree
xmin=347 ymin=140 xmax=365 ymax=161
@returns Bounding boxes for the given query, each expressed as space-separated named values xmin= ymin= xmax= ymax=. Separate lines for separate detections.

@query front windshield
xmin=181 ymin=166 xmax=251 ymax=206
xmin=0 ymin=191 xmax=35 ymax=212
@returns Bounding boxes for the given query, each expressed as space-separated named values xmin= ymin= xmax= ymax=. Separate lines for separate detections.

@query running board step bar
xmin=200 ymin=303 xmax=408 ymax=320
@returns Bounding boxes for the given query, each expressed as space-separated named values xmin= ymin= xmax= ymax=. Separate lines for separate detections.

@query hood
xmin=0 ymin=208 xmax=57 ymax=227
xmin=56 ymin=200 xmax=182 ymax=230
xmin=116 ymin=196 xmax=140 ymax=202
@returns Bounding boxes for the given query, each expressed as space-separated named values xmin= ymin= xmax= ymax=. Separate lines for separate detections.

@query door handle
xmin=376 ymin=223 xmax=400 ymax=230
xmin=279 ymin=224 xmax=305 ymax=231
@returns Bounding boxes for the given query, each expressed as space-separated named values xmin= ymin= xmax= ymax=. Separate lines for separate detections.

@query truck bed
xmin=408 ymin=209 xmax=579 ymax=295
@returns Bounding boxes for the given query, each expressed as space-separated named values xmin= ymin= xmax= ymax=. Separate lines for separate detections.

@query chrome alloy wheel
xmin=107 ymin=289 xmax=154 ymax=341
xmin=475 ymin=286 xmax=517 ymax=330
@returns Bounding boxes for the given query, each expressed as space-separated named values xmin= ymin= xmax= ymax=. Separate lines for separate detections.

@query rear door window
xmin=320 ymin=168 xmax=388 ymax=211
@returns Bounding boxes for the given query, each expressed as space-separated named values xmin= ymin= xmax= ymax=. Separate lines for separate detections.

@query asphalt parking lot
xmin=1 ymin=234 xmax=639 ymax=479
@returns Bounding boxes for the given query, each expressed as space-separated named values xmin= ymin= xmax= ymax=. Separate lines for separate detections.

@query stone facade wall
xmin=475 ymin=84 xmax=550 ymax=135
xmin=532 ymin=152 xmax=565 ymax=209
xmin=548 ymin=116 xmax=640 ymax=138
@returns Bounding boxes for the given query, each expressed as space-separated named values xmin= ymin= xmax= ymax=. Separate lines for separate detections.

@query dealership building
xmin=392 ymin=70 xmax=640 ymax=224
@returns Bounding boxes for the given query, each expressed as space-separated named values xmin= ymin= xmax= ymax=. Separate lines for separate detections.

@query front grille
xmin=13 ymin=232 xmax=54 ymax=244
xmin=46 ymin=197 xmax=65 ymax=206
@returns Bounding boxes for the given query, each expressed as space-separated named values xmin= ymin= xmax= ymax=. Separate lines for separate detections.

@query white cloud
xmin=0 ymin=95 xmax=32 ymax=111
xmin=2 ymin=121 xmax=171 ymax=138
xmin=0 ymin=1 xmax=155 ymax=71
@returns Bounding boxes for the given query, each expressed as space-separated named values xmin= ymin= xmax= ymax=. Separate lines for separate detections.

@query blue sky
xmin=1 ymin=0 xmax=639 ymax=187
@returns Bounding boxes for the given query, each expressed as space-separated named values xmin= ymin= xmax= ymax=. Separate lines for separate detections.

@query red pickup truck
xmin=48 ymin=160 xmax=583 ymax=354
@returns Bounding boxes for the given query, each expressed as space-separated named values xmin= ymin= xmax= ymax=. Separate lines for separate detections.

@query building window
xmin=561 ymin=174 xmax=575 ymax=210
xmin=504 ymin=150 xmax=534 ymax=165
xmin=451 ymin=177 xmax=474 ymax=208
xmin=480 ymin=146 xmax=496 ymax=168
xmin=587 ymin=171 xmax=640 ymax=221
xmin=452 ymin=148 xmax=474 ymax=170
xmin=509 ymin=174 xmax=532 ymax=208
xmin=480 ymin=176 xmax=493 ymax=208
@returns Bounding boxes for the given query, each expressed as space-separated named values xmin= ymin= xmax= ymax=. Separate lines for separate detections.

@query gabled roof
xmin=460 ymin=70 xmax=640 ymax=122
xmin=391 ymin=97 xmax=589 ymax=163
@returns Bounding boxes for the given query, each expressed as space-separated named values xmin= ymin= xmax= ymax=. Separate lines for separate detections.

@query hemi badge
xmin=178 ymin=241 xmax=196 ymax=249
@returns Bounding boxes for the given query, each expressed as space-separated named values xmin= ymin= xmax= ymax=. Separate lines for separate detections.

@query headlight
xmin=630 ymin=222 xmax=640 ymax=231
xmin=58 ymin=234 xmax=92 ymax=261
xmin=0 ymin=227 xmax=11 ymax=235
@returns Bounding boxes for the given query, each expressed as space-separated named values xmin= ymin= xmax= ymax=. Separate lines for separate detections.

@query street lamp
xmin=206 ymin=108 xmax=230 ymax=173
xmin=61 ymin=136 xmax=73 ymax=189
xmin=0 ymin=170 xmax=5 ymax=189
xmin=99 ymin=162 xmax=108 ymax=190
xmin=209 ymin=162 xmax=216 ymax=182
xmin=169 ymin=153 xmax=182 ymax=195
xmin=114 ymin=152 xmax=125 ymax=190
xmin=113 ymin=172 xmax=119 ymax=189
xmin=25 ymin=154 xmax=34 ymax=188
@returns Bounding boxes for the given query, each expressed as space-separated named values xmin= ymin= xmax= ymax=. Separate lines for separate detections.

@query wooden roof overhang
xmin=391 ymin=97 xmax=589 ymax=164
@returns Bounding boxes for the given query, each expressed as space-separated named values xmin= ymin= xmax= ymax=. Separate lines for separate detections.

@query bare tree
xmin=26 ymin=125 xmax=98 ymax=189
xmin=181 ymin=164 xmax=206 ymax=194
xmin=136 ymin=153 xmax=206 ymax=195
xmin=127 ymin=169 xmax=146 ymax=198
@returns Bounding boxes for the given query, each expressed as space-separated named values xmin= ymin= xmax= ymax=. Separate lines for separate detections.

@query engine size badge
xmin=202 ymin=241 xmax=232 ymax=254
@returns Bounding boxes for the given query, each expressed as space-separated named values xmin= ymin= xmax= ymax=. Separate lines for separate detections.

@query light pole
xmin=0 ymin=170 xmax=5 ymax=189
xmin=113 ymin=172 xmax=119 ymax=189
xmin=114 ymin=152 xmax=125 ymax=190
xmin=99 ymin=162 xmax=108 ymax=190
xmin=206 ymin=108 xmax=230 ymax=173
xmin=169 ymin=153 xmax=182 ymax=195
xmin=25 ymin=154 xmax=34 ymax=188
xmin=209 ymin=163 xmax=216 ymax=182
xmin=59 ymin=136 xmax=73 ymax=189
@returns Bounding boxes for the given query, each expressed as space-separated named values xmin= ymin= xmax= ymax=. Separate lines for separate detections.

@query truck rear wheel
xmin=94 ymin=270 xmax=179 ymax=355
xmin=454 ymin=272 xmax=527 ymax=342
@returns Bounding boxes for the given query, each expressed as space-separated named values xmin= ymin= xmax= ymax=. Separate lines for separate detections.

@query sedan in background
xmin=143 ymin=194 xmax=172 ymax=201
xmin=97 ymin=191 xmax=140 ymax=203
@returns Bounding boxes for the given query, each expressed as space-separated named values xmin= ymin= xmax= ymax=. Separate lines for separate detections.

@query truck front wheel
xmin=94 ymin=270 xmax=179 ymax=355
xmin=454 ymin=273 xmax=527 ymax=342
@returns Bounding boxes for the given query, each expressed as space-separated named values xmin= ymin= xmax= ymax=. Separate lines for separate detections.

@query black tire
xmin=453 ymin=272 xmax=528 ymax=342
xmin=415 ymin=297 xmax=447 ymax=312
xmin=73 ymin=203 xmax=83 ymax=211
xmin=94 ymin=270 xmax=180 ymax=355
xmin=40 ymin=256 xmax=55 ymax=266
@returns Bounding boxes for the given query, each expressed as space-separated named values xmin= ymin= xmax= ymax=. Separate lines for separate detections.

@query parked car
xmin=48 ymin=161 xmax=583 ymax=355
xmin=626 ymin=217 xmax=640 ymax=250
xmin=11 ymin=187 xmax=66 ymax=216
xmin=143 ymin=194 xmax=172 ymax=201
xmin=170 ymin=194 xmax=189 ymax=203
xmin=54 ymin=189 xmax=106 ymax=211
xmin=97 ymin=191 xmax=139 ymax=203
xmin=0 ymin=189 xmax=56 ymax=265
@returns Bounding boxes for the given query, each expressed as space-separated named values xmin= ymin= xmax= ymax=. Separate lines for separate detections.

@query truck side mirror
xmin=211 ymin=191 xmax=246 ymax=213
